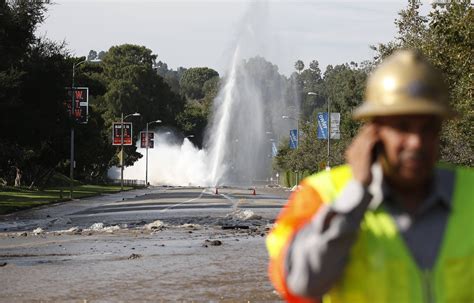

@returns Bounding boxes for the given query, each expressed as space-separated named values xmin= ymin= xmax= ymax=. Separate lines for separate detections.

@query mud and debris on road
xmin=0 ymin=218 xmax=278 ymax=301
xmin=0 ymin=186 xmax=288 ymax=302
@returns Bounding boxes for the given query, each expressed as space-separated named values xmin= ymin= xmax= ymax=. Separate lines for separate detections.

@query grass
xmin=0 ymin=184 xmax=134 ymax=215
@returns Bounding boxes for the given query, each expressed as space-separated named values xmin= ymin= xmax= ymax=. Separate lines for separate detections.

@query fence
xmin=107 ymin=179 xmax=146 ymax=187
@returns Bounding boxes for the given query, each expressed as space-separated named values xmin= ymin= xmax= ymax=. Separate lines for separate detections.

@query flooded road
xmin=0 ymin=186 xmax=290 ymax=302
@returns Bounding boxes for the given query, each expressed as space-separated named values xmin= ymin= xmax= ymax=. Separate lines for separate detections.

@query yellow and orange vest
xmin=266 ymin=165 xmax=474 ymax=303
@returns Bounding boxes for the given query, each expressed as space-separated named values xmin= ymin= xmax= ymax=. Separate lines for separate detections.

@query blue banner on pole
xmin=317 ymin=112 xmax=328 ymax=139
xmin=289 ymin=129 xmax=298 ymax=149
xmin=272 ymin=142 xmax=278 ymax=157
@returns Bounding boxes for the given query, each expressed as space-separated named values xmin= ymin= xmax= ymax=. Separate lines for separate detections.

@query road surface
xmin=0 ymin=186 xmax=291 ymax=302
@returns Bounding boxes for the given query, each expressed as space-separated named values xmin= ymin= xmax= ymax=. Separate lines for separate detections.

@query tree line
xmin=276 ymin=0 xmax=472 ymax=176
xmin=0 ymin=0 xmax=471 ymax=188
xmin=0 ymin=0 xmax=221 ymax=187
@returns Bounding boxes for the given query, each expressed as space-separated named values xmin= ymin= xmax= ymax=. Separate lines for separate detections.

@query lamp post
xmin=145 ymin=119 xmax=161 ymax=187
xmin=308 ymin=92 xmax=330 ymax=170
xmin=282 ymin=114 xmax=300 ymax=185
xmin=120 ymin=112 xmax=141 ymax=191
xmin=267 ymin=133 xmax=278 ymax=185
xmin=282 ymin=115 xmax=299 ymax=148
xmin=69 ymin=58 xmax=100 ymax=198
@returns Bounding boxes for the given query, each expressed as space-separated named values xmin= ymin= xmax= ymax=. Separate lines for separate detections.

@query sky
xmin=37 ymin=0 xmax=434 ymax=76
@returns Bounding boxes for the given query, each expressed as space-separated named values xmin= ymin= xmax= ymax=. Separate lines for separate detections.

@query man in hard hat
xmin=266 ymin=49 xmax=473 ymax=302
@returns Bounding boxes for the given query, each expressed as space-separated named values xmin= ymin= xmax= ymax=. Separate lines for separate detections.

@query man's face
xmin=375 ymin=115 xmax=442 ymax=187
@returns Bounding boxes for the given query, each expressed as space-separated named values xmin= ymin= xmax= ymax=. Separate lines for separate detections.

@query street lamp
xmin=120 ymin=112 xmax=141 ymax=191
xmin=308 ymin=91 xmax=330 ymax=170
xmin=282 ymin=114 xmax=301 ymax=186
xmin=265 ymin=132 xmax=279 ymax=186
xmin=145 ymin=119 xmax=161 ymax=187
xmin=69 ymin=58 xmax=101 ymax=199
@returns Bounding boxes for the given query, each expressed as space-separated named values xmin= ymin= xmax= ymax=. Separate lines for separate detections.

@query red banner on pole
xmin=65 ymin=87 xmax=89 ymax=124
xmin=140 ymin=131 xmax=154 ymax=148
xmin=112 ymin=122 xmax=133 ymax=145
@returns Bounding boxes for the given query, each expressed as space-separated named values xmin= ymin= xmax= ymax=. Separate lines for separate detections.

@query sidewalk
xmin=0 ymin=187 xmax=162 ymax=232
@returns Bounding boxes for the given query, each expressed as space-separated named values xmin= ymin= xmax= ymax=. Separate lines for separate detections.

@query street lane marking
xmin=220 ymin=193 xmax=239 ymax=210
xmin=158 ymin=189 xmax=207 ymax=213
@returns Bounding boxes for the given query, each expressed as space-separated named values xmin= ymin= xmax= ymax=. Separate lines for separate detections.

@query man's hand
xmin=345 ymin=124 xmax=380 ymax=187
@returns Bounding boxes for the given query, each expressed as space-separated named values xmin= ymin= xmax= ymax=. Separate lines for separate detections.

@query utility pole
xmin=308 ymin=92 xmax=331 ymax=170
xmin=70 ymin=58 xmax=100 ymax=198
xmin=145 ymin=120 xmax=161 ymax=186
xmin=120 ymin=112 xmax=124 ymax=191
xmin=296 ymin=117 xmax=300 ymax=185
xmin=282 ymin=114 xmax=300 ymax=186
xmin=120 ymin=112 xmax=140 ymax=191
xmin=327 ymin=97 xmax=331 ymax=170
xmin=70 ymin=60 xmax=85 ymax=199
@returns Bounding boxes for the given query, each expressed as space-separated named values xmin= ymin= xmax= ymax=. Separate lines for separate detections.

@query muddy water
xmin=0 ymin=186 xmax=290 ymax=301
xmin=0 ymin=225 xmax=282 ymax=302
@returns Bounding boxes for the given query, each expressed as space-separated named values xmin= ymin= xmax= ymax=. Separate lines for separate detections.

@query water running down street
xmin=0 ymin=186 xmax=290 ymax=302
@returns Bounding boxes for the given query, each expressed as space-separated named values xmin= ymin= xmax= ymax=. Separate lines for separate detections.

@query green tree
xmin=69 ymin=60 xmax=114 ymax=181
xmin=73 ymin=108 xmax=115 ymax=181
xmin=155 ymin=61 xmax=184 ymax=94
xmin=370 ymin=0 xmax=428 ymax=62
xmin=373 ymin=0 xmax=473 ymax=166
xmin=395 ymin=0 xmax=428 ymax=49
xmin=99 ymin=44 xmax=185 ymax=166
xmin=0 ymin=1 xmax=73 ymax=187
xmin=276 ymin=62 xmax=368 ymax=174
xmin=299 ymin=60 xmax=325 ymax=119
xmin=176 ymin=74 xmax=221 ymax=147
xmin=294 ymin=60 xmax=305 ymax=73
xmin=427 ymin=1 xmax=473 ymax=166
xmin=275 ymin=121 xmax=326 ymax=175
xmin=97 ymin=51 xmax=106 ymax=60
xmin=323 ymin=63 xmax=367 ymax=139
xmin=87 ymin=50 xmax=98 ymax=61
xmin=176 ymin=100 xmax=208 ymax=147
xmin=201 ymin=76 xmax=220 ymax=121
xmin=179 ymin=67 xmax=219 ymax=100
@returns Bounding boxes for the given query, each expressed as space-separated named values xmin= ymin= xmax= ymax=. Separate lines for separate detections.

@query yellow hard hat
xmin=353 ymin=49 xmax=455 ymax=120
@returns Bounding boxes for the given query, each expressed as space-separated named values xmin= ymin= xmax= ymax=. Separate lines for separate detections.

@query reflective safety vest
xmin=266 ymin=165 xmax=474 ymax=303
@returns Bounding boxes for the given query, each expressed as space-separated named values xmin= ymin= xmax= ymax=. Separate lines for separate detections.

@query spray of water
xmin=108 ymin=133 xmax=211 ymax=186
xmin=110 ymin=1 xmax=299 ymax=187
xmin=208 ymin=46 xmax=241 ymax=185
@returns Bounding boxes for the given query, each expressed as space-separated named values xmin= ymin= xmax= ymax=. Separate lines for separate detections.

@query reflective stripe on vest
xmin=306 ymin=165 xmax=474 ymax=303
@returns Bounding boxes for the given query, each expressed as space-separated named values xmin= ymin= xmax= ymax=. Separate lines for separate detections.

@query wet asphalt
xmin=0 ymin=186 xmax=290 ymax=302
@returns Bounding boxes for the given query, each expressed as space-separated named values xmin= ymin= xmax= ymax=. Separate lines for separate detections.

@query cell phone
xmin=371 ymin=142 xmax=384 ymax=164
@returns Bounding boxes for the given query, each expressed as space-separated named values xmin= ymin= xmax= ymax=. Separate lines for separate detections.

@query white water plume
xmin=108 ymin=132 xmax=211 ymax=186
xmin=208 ymin=46 xmax=241 ymax=185
xmin=110 ymin=1 xmax=299 ymax=187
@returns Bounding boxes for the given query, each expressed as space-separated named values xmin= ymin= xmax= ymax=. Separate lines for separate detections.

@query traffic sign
xmin=112 ymin=122 xmax=133 ymax=145
xmin=140 ymin=131 xmax=154 ymax=148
